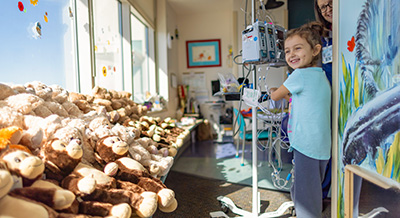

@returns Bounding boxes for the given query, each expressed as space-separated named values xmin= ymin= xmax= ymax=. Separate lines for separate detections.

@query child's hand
xmin=268 ymin=87 xmax=278 ymax=95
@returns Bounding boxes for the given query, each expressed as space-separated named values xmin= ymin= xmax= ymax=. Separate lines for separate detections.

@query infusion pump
xmin=242 ymin=21 xmax=286 ymax=66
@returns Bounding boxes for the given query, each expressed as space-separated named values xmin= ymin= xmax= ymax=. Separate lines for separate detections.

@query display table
xmin=159 ymin=119 xmax=203 ymax=184
xmin=344 ymin=165 xmax=400 ymax=218
xmin=176 ymin=119 xmax=204 ymax=158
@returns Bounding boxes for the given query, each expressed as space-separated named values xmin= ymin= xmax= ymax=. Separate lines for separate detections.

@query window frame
xmin=130 ymin=6 xmax=157 ymax=103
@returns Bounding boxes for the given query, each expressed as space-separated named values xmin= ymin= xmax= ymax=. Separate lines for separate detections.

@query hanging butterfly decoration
xmin=44 ymin=12 xmax=48 ymax=23
xmin=30 ymin=0 xmax=38 ymax=6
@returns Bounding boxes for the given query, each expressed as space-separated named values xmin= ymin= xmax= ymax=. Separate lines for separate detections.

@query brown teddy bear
xmin=104 ymin=157 xmax=177 ymax=213
xmin=0 ymin=148 xmax=78 ymax=212
xmin=0 ymin=162 xmax=103 ymax=218
xmin=49 ymin=125 xmax=96 ymax=167
xmin=39 ymin=138 xmax=132 ymax=218
xmin=0 ymin=164 xmax=60 ymax=218
xmin=61 ymin=162 xmax=157 ymax=218
xmin=40 ymin=138 xmax=83 ymax=182
xmin=93 ymin=136 xmax=177 ymax=212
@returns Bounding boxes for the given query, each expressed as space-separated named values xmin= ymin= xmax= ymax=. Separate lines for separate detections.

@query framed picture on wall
xmin=186 ymin=39 xmax=221 ymax=68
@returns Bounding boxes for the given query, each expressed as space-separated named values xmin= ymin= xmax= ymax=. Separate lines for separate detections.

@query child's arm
xmin=270 ymin=85 xmax=291 ymax=101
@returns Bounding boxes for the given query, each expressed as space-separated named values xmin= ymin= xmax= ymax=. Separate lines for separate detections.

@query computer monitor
xmin=211 ymin=80 xmax=221 ymax=96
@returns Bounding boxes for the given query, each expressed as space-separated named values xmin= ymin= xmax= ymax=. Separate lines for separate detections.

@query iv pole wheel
xmin=289 ymin=207 xmax=296 ymax=216
xmin=219 ymin=202 xmax=230 ymax=214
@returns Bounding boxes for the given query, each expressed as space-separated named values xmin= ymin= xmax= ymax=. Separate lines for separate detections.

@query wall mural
xmin=337 ymin=0 xmax=400 ymax=216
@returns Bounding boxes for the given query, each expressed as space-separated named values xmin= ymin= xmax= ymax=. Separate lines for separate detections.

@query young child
xmin=270 ymin=21 xmax=331 ymax=218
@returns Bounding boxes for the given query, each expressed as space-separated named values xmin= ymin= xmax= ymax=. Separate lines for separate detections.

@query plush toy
xmin=104 ymin=157 xmax=177 ymax=213
xmin=0 ymin=162 xmax=109 ymax=218
xmin=4 ymin=93 xmax=43 ymax=115
xmin=0 ymin=126 xmax=32 ymax=154
xmin=0 ymin=164 xmax=59 ymax=218
xmin=62 ymin=101 xmax=84 ymax=118
xmin=43 ymin=101 xmax=69 ymax=117
xmin=111 ymin=123 xmax=139 ymax=145
xmin=0 ymin=106 xmax=25 ymax=129
xmin=86 ymin=116 xmax=114 ymax=144
xmin=23 ymin=114 xmax=63 ymax=153
xmin=92 ymin=86 xmax=111 ymax=100
xmin=131 ymin=137 xmax=174 ymax=177
xmin=39 ymin=139 xmax=132 ymax=218
xmin=0 ymin=83 xmax=16 ymax=100
xmin=94 ymin=135 xmax=129 ymax=165
xmin=61 ymin=162 xmax=157 ymax=218
xmin=49 ymin=125 xmax=96 ymax=167
xmin=93 ymin=135 xmax=177 ymax=212
xmin=11 ymin=84 xmax=36 ymax=95
xmin=49 ymin=84 xmax=68 ymax=104
xmin=0 ymin=148 xmax=78 ymax=212
xmin=0 ymin=106 xmax=45 ymax=152
xmin=40 ymin=138 xmax=83 ymax=182
xmin=25 ymin=81 xmax=53 ymax=101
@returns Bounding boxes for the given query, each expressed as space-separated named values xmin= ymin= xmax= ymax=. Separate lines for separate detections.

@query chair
xmin=233 ymin=108 xmax=275 ymax=166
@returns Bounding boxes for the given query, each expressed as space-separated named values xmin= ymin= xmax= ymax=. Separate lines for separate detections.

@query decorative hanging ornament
xmin=102 ymin=66 xmax=107 ymax=77
xmin=69 ymin=7 xmax=74 ymax=17
xmin=18 ymin=2 xmax=24 ymax=12
xmin=32 ymin=21 xmax=42 ymax=39
xmin=30 ymin=0 xmax=38 ymax=6
xmin=44 ymin=12 xmax=48 ymax=22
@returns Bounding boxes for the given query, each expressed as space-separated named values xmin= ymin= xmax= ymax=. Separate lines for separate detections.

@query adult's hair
xmin=314 ymin=0 xmax=332 ymax=31
xmin=286 ymin=21 xmax=324 ymax=66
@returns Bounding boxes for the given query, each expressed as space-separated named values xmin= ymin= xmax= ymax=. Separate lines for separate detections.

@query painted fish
xmin=342 ymin=85 xmax=400 ymax=165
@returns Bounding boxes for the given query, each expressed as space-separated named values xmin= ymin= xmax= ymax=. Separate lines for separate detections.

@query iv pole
xmin=212 ymin=1 xmax=294 ymax=217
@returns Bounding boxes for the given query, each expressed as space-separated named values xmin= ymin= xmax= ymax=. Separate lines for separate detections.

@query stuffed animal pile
xmin=0 ymin=81 xmax=191 ymax=217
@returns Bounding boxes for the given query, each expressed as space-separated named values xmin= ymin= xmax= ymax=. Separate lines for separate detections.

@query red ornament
xmin=18 ymin=2 xmax=24 ymax=12
xmin=347 ymin=36 xmax=355 ymax=52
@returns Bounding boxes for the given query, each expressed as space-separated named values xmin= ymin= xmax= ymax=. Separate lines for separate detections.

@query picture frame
xmin=186 ymin=39 xmax=221 ymax=68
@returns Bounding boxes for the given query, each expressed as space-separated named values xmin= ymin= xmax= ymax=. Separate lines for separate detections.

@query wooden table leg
xmin=345 ymin=167 xmax=354 ymax=218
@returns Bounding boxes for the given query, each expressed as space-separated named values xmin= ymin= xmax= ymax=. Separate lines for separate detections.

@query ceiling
xmin=167 ymin=0 xmax=234 ymax=16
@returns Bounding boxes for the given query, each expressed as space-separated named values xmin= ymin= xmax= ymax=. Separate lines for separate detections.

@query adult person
xmin=315 ymin=0 xmax=333 ymax=84
xmin=315 ymin=1 xmax=362 ymax=217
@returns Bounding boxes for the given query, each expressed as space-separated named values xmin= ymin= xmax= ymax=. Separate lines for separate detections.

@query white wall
xmin=136 ymin=0 xmax=289 ymax=120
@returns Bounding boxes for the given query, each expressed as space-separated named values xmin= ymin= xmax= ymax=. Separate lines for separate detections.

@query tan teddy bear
xmin=86 ymin=115 xmax=114 ymax=145
xmin=48 ymin=84 xmax=68 ymax=104
xmin=0 ymin=83 xmax=17 ymax=100
xmin=0 ymin=107 xmax=44 ymax=152
xmin=68 ymin=92 xmax=94 ymax=114
xmin=4 ymin=93 xmax=44 ymax=115
xmin=25 ymin=81 xmax=53 ymax=101
xmin=92 ymin=86 xmax=111 ymax=100
xmin=22 ymin=114 xmax=64 ymax=153
xmin=129 ymin=137 xmax=174 ymax=178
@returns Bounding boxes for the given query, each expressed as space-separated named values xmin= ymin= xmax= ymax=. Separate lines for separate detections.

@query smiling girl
xmin=270 ymin=22 xmax=331 ymax=218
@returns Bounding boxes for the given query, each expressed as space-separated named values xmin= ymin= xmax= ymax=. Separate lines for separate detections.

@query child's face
xmin=284 ymin=35 xmax=320 ymax=69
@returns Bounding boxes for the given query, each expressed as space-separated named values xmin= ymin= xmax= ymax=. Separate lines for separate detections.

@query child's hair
xmin=285 ymin=21 xmax=324 ymax=66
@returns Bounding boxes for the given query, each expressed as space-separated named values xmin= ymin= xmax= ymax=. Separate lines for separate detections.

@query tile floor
xmin=156 ymin=135 xmax=399 ymax=218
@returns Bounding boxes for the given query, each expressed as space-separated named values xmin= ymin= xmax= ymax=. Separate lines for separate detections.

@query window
xmin=131 ymin=12 xmax=156 ymax=103
xmin=92 ymin=0 xmax=124 ymax=91
xmin=0 ymin=0 xmax=77 ymax=90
